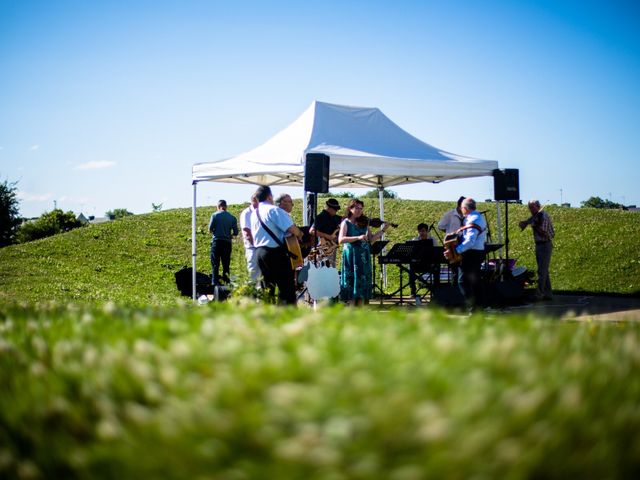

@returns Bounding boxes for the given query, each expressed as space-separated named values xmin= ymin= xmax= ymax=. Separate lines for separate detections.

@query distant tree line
xmin=580 ymin=196 xmax=625 ymax=210
xmin=0 ymin=177 xmax=140 ymax=248
xmin=319 ymin=188 xmax=399 ymax=200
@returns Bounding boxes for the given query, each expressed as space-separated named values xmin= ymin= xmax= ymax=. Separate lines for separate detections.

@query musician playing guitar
xmin=443 ymin=197 xmax=487 ymax=312
xmin=310 ymin=198 xmax=342 ymax=267
xmin=251 ymin=186 xmax=302 ymax=305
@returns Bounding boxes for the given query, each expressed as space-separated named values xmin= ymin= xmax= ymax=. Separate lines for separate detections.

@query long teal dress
xmin=340 ymin=220 xmax=372 ymax=301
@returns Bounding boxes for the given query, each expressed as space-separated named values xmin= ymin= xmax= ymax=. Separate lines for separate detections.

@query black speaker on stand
xmin=493 ymin=169 xmax=520 ymax=279
xmin=304 ymin=153 xmax=330 ymax=193
xmin=493 ymin=169 xmax=520 ymax=201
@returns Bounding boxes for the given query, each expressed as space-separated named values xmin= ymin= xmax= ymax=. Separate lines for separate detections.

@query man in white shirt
xmin=251 ymin=186 xmax=303 ymax=305
xmin=239 ymin=194 xmax=260 ymax=284
xmin=444 ymin=197 xmax=487 ymax=312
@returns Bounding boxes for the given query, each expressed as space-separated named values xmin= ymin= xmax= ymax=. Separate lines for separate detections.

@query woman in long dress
xmin=338 ymin=199 xmax=389 ymax=306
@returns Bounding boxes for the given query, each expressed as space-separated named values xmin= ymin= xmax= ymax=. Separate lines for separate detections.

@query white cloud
xmin=75 ymin=161 xmax=117 ymax=170
xmin=17 ymin=191 xmax=52 ymax=202
xmin=29 ymin=145 xmax=40 ymax=151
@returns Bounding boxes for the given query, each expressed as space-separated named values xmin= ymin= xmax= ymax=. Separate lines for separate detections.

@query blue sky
xmin=1 ymin=0 xmax=639 ymax=218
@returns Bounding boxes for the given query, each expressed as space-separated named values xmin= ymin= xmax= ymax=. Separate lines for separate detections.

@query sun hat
xmin=326 ymin=198 xmax=341 ymax=210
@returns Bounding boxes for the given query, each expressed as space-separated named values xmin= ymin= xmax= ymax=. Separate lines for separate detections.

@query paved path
xmin=375 ymin=293 xmax=640 ymax=321
xmin=487 ymin=294 xmax=640 ymax=321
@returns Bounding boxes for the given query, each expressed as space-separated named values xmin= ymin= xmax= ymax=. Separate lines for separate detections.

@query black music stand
xmin=370 ymin=240 xmax=389 ymax=297
xmin=381 ymin=241 xmax=439 ymax=305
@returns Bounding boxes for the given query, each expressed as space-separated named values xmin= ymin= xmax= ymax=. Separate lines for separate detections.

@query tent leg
xmin=192 ymin=181 xmax=198 ymax=301
xmin=303 ymin=191 xmax=308 ymax=225
xmin=495 ymin=201 xmax=504 ymax=259
xmin=378 ymin=183 xmax=387 ymax=289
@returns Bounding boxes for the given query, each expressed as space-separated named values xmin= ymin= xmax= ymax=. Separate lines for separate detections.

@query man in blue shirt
xmin=251 ymin=185 xmax=303 ymax=305
xmin=208 ymin=199 xmax=238 ymax=286
xmin=445 ymin=197 xmax=486 ymax=311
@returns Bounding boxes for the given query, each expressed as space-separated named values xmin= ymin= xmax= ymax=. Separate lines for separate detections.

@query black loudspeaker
xmin=431 ymin=285 xmax=465 ymax=307
xmin=174 ymin=267 xmax=214 ymax=297
xmin=493 ymin=169 xmax=520 ymax=201
xmin=485 ymin=279 xmax=525 ymax=306
xmin=304 ymin=153 xmax=330 ymax=193
xmin=214 ymin=285 xmax=232 ymax=302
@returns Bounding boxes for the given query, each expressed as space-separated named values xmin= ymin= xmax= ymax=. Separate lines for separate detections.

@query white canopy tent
xmin=191 ymin=101 xmax=499 ymax=299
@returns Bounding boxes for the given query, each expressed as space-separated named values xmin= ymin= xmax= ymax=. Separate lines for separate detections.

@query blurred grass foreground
xmin=1 ymin=301 xmax=639 ymax=479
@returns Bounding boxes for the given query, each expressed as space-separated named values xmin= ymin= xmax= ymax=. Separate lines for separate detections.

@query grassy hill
xmin=1 ymin=200 xmax=638 ymax=303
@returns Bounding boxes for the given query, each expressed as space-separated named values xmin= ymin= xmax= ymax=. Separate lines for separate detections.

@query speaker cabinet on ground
xmin=304 ymin=153 xmax=330 ymax=193
xmin=431 ymin=285 xmax=465 ymax=307
xmin=493 ymin=168 xmax=520 ymax=201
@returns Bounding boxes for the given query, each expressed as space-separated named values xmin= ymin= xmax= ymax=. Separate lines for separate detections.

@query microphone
xmin=428 ymin=222 xmax=436 ymax=231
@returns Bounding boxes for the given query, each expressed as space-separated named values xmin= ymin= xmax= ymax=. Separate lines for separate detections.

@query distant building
xmin=77 ymin=213 xmax=89 ymax=224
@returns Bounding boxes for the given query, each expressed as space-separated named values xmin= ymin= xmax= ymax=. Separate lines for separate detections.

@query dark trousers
xmin=535 ymin=241 xmax=553 ymax=298
xmin=459 ymin=249 xmax=485 ymax=308
xmin=211 ymin=239 xmax=232 ymax=285
xmin=256 ymin=246 xmax=296 ymax=305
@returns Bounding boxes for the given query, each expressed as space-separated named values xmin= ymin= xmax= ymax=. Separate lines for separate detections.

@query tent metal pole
xmin=303 ymin=190 xmax=308 ymax=225
xmin=495 ymin=201 xmax=504 ymax=258
xmin=378 ymin=182 xmax=387 ymax=289
xmin=192 ymin=181 xmax=198 ymax=301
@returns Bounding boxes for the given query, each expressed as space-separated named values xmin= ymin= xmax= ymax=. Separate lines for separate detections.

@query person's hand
xmin=360 ymin=234 xmax=367 ymax=241
xmin=444 ymin=249 xmax=451 ymax=260
xmin=518 ymin=220 xmax=527 ymax=230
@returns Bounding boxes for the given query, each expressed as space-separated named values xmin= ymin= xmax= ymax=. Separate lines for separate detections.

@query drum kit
xmin=298 ymin=237 xmax=341 ymax=303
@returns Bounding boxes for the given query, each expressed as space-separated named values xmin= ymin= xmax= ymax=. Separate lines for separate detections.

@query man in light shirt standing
xmin=239 ymin=194 xmax=260 ymax=284
xmin=251 ymin=186 xmax=303 ymax=305
xmin=444 ymin=197 xmax=486 ymax=312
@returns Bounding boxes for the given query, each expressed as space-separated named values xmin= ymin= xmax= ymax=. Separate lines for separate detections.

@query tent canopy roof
xmin=192 ymin=101 xmax=498 ymax=188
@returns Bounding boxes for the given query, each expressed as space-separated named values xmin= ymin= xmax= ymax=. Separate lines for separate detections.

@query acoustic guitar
xmin=285 ymin=234 xmax=303 ymax=270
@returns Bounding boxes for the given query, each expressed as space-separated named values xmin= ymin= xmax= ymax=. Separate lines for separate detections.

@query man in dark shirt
xmin=208 ymin=199 xmax=238 ymax=286
xmin=310 ymin=198 xmax=342 ymax=266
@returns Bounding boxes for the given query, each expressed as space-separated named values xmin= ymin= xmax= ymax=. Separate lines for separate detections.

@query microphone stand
xmin=429 ymin=222 xmax=444 ymax=245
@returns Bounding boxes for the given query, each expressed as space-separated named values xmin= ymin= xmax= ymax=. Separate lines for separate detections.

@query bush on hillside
xmin=0 ymin=178 xmax=22 ymax=247
xmin=363 ymin=188 xmax=398 ymax=199
xmin=16 ymin=209 xmax=84 ymax=243
xmin=106 ymin=208 xmax=134 ymax=220
xmin=319 ymin=192 xmax=355 ymax=199
xmin=581 ymin=196 xmax=624 ymax=209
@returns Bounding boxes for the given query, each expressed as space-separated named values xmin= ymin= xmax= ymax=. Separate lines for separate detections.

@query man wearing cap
xmin=310 ymin=198 xmax=342 ymax=267
xmin=444 ymin=197 xmax=486 ymax=312
xmin=208 ymin=199 xmax=238 ymax=286
xmin=519 ymin=200 xmax=555 ymax=300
